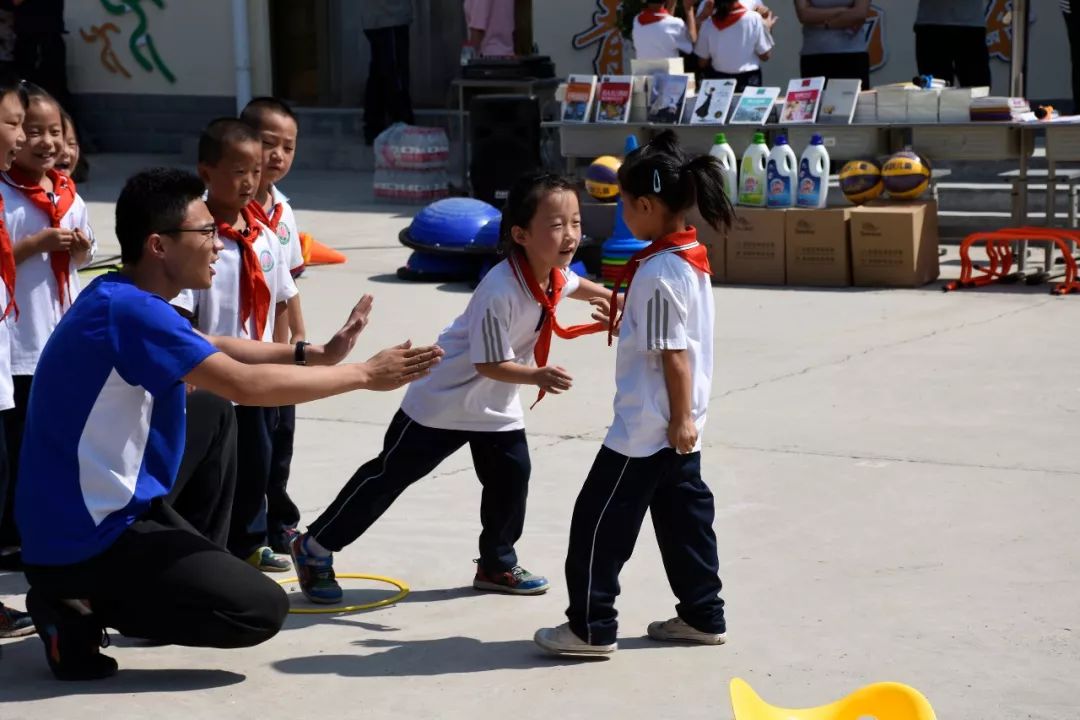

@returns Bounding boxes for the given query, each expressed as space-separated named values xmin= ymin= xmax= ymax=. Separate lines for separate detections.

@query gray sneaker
xmin=647 ymin=617 xmax=726 ymax=645
xmin=534 ymin=623 xmax=616 ymax=656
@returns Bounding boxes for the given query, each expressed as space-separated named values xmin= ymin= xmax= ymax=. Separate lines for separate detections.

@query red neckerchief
xmin=608 ymin=227 xmax=711 ymax=346
xmin=508 ymin=249 xmax=605 ymax=407
xmin=637 ymin=7 xmax=671 ymax=25
xmin=247 ymin=194 xmax=283 ymax=236
xmin=3 ymin=167 xmax=77 ymax=307
xmin=713 ymin=6 xmax=748 ymax=30
xmin=216 ymin=206 xmax=272 ymax=339
xmin=0 ymin=194 xmax=16 ymax=321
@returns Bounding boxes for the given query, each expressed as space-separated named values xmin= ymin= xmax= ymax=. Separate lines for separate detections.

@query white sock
xmin=304 ymin=534 xmax=331 ymax=558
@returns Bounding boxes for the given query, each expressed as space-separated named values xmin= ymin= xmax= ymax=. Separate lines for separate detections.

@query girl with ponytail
xmin=536 ymin=130 xmax=730 ymax=656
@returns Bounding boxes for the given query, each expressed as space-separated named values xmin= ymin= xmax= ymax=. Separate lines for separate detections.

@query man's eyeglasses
xmin=159 ymin=225 xmax=216 ymax=242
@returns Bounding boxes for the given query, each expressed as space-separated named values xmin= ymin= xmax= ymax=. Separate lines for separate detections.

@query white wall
xmin=67 ymin=0 xmax=236 ymax=96
xmin=535 ymin=0 xmax=1070 ymax=100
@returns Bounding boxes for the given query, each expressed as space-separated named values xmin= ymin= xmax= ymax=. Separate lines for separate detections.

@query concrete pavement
xmin=1 ymin=155 xmax=1077 ymax=719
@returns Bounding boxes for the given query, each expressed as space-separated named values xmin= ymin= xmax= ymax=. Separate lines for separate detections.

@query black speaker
xmin=469 ymin=94 xmax=541 ymax=208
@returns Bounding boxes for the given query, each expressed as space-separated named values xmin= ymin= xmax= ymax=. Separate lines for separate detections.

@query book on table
xmin=561 ymin=74 xmax=597 ymax=123
xmin=647 ymin=74 xmax=690 ymax=124
xmin=595 ymin=74 xmax=633 ymax=123
xmin=730 ymin=86 xmax=781 ymax=125
xmin=690 ymin=78 xmax=738 ymax=125
xmin=817 ymin=79 xmax=861 ymax=125
xmin=779 ymin=76 xmax=826 ymax=124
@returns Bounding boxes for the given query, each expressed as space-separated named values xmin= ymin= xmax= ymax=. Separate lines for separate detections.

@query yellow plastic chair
xmin=730 ymin=678 xmax=937 ymax=720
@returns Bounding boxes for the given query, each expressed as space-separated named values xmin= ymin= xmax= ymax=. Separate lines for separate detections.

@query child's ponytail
xmin=618 ymin=129 xmax=733 ymax=231
xmin=679 ymin=155 xmax=734 ymax=232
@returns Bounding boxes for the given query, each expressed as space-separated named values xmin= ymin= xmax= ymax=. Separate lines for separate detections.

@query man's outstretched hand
xmin=318 ymin=295 xmax=374 ymax=365
xmin=363 ymin=340 xmax=444 ymax=391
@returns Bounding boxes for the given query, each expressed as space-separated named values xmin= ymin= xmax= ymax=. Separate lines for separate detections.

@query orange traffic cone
xmin=300 ymin=232 xmax=347 ymax=266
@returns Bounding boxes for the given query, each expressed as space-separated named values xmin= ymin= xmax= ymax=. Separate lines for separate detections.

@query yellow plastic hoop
xmin=276 ymin=573 xmax=410 ymax=615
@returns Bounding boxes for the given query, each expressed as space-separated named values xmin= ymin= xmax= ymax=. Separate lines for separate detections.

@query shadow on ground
xmin=0 ymin=636 xmax=245 ymax=701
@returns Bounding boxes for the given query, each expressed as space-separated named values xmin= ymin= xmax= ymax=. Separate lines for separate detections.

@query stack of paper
xmin=939 ymin=86 xmax=990 ymax=122
xmin=854 ymin=90 xmax=877 ymax=123
xmin=875 ymin=84 xmax=911 ymax=122
xmin=970 ymin=96 xmax=1031 ymax=122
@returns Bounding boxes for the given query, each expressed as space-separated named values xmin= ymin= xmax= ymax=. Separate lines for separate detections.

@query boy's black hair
xmin=713 ymin=0 xmax=741 ymax=20
xmin=115 ymin=167 xmax=206 ymax=265
xmin=617 ymin=129 xmax=734 ymax=232
xmin=498 ymin=172 xmax=578 ymax=255
xmin=0 ymin=71 xmax=27 ymax=109
xmin=198 ymin=117 xmax=259 ymax=166
xmin=239 ymin=96 xmax=297 ymax=130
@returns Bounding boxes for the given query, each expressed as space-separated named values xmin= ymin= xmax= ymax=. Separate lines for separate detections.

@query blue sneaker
xmin=289 ymin=533 xmax=343 ymax=604
xmin=473 ymin=562 xmax=550 ymax=595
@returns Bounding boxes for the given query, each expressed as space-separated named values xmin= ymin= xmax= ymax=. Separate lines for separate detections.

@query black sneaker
xmin=26 ymin=589 xmax=118 ymax=681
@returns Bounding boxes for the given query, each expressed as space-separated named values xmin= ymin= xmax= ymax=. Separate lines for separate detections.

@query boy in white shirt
xmin=0 ymin=83 xmax=94 ymax=551
xmin=536 ymin=130 xmax=730 ymax=656
xmin=241 ymin=96 xmax=307 ymax=554
xmin=632 ymin=0 xmax=698 ymax=61
xmin=173 ymin=118 xmax=298 ymax=572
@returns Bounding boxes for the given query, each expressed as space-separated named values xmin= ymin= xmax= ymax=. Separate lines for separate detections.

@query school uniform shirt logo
xmin=260 ymin=249 xmax=275 ymax=272
xmin=276 ymin=223 xmax=291 ymax=246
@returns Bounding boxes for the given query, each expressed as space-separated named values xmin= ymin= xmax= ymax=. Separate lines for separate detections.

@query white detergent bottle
xmin=797 ymin=133 xmax=831 ymax=208
xmin=738 ymin=132 xmax=769 ymax=207
xmin=709 ymin=132 xmax=738 ymax=205
xmin=766 ymin=135 xmax=797 ymax=208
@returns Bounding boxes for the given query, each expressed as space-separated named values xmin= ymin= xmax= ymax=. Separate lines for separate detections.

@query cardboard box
xmin=726 ymin=208 xmax=786 ymax=285
xmin=849 ymin=201 xmax=940 ymax=287
xmin=785 ymin=208 xmax=852 ymax=286
xmin=686 ymin=205 xmax=726 ymax=283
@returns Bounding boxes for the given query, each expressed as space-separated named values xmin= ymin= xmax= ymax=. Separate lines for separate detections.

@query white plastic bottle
xmin=797 ymin=133 xmax=831 ymax=208
xmin=738 ymin=132 xmax=769 ymax=207
xmin=766 ymin=135 xmax=797 ymax=208
xmin=709 ymin=132 xmax=738 ymax=205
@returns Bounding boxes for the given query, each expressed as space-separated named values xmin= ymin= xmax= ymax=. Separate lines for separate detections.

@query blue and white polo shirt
xmin=16 ymin=273 xmax=217 ymax=566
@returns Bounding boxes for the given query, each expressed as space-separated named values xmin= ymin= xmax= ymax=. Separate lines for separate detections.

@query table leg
xmin=1017 ymin=147 xmax=1029 ymax=271
xmin=1045 ymin=160 xmax=1058 ymax=271
xmin=459 ymin=84 xmax=468 ymax=193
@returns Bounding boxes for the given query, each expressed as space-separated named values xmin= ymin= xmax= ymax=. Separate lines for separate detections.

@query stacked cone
xmin=600 ymin=135 xmax=649 ymax=289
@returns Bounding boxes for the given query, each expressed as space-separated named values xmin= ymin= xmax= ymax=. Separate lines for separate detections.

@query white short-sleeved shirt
xmin=1 ymin=183 xmax=96 ymax=375
xmin=604 ymin=252 xmax=714 ymax=458
xmin=269 ymin=186 xmax=304 ymax=274
xmin=694 ymin=9 xmax=774 ymax=73
xmin=633 ymin=14 xmax=693 ymax=59
xmin=400 ymin=259 xmax=581 ymax=433
xmin=173 ymin=219 xmax=298 ymax=342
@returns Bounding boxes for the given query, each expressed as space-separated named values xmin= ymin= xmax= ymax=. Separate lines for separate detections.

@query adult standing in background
xmin=794 ymin=0 xmax=871 ymax=87
xmin=361 ymin=0 xmax=415 ymax=146
xmin=913 ymin=0 xmax=991 ymax=88
xmin=1064 ymin=0 xmax=1079 ymax=112
xmin=463 ymin=0 xmax=516 ymax=58
xmin=12 ymin=0 xmax=69 ymax=109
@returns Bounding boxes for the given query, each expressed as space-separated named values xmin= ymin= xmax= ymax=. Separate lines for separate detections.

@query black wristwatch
xmin=294 ymin=341 xmax=311 ymax=366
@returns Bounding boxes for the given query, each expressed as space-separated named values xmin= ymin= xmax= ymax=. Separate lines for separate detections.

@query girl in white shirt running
xmin=290 ymin=173 xmax=613 ymax=604
xmin=536 ymin=130 xmax=732 ymax=656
